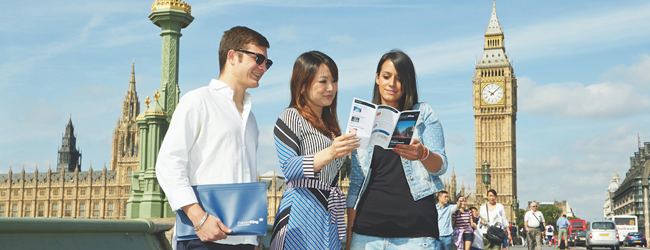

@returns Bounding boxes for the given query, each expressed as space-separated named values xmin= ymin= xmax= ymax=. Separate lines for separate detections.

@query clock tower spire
xmin=473 ymin=0 xmax=518 ymax=223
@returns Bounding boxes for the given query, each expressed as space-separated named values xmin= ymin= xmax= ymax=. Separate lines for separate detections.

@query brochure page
xmin=387 ymin=111 xmax=420 ymax=148
xmin=368 ymin=105 xmax=399 ymax=149
xmin=345 ymin=98 xmax=377 ymax=149
xmin=344 ymin=98 xmax=420 ymax=149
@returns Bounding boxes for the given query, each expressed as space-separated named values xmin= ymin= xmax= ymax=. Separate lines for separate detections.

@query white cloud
xmin=395 ymin=3 xmax=650 ymax=81
xmin=600 ymin=54 xmax=650 ymax=89
xmin=573 ymin=122 xmax=646 ymax=155
xmin=518 ymin=76 xmax=650 ymax=119
xmin=508 ymin=3 xmax=650 ymax=61
xmin=330 ymin=35 xmax=354 ymax=44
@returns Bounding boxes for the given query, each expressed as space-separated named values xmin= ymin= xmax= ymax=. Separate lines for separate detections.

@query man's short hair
xmin=562 ymin=214 xmax=567 ymax=217
xmin=438 ymin=190 xmax=448 ymax=197
xmin=218 ymin=26 xmax=270 ymax=72
xmin=469 ymin=206 xmax=477 ymax=211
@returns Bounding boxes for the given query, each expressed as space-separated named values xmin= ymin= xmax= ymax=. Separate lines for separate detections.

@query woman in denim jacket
xmin=345 ymin=50 xmax=448 ymax=250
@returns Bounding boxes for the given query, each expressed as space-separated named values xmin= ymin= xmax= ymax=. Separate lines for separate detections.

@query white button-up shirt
xmin=156 ymin=79 xmax=259 ymax=245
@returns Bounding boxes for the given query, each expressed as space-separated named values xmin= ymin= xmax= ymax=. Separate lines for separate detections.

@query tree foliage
xmin=539 ymin=205 xmax=562 ymax=233
xmin=518 ymin=208 xmax=526 ymax=229
xmin=518 ymin=206 xmax=575 ymax=235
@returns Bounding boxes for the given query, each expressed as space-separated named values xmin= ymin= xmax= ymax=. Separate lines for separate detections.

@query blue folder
xmin=176 ymin=182 xmax=268 ymax=240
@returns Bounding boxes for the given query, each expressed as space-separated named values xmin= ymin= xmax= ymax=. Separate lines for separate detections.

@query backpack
xmin=547 ymin=226 xmax=553 ymax=233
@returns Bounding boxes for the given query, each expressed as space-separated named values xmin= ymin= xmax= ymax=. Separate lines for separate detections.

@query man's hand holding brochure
xmin=345 ymin=98 xmax=420 ymax=149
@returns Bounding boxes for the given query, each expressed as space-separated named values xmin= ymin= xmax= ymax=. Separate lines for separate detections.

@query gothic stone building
xmin=0 ymin=63 xmax=140 ymax=219
xmin=472 ymin=1 xmax=518 ymax=222
xmin=611 ymin=141 xmax=650 ymax=233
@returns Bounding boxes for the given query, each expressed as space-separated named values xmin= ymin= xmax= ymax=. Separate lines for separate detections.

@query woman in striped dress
xmin=270 ymin=51 xmax=359 ymax=250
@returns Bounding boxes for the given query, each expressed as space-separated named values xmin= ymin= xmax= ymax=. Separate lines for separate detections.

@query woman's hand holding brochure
xmin=392 ymin=138 xmax=425 ymax=161
xmin=314 ymin=132 xmax=359 ymax=172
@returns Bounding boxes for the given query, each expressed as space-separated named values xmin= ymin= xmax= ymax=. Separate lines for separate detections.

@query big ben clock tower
xmin=473 ymin=1 xmax=517 ymax=222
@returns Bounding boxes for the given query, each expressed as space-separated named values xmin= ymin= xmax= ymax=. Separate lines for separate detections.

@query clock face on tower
xmin=482 ymin=83 xmax=503 ymax=104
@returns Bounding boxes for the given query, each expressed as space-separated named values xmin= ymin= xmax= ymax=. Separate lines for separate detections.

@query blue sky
xmin=2 ymin=0 xmax=650 ymax=221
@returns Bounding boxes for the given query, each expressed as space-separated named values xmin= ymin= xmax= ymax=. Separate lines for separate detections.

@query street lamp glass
xmin=482 ymin=161 xmax=491 ymax=186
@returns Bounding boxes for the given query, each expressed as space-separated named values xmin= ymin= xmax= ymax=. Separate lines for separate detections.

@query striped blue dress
xmin=270 ymin=108 xmax=345 ymax=250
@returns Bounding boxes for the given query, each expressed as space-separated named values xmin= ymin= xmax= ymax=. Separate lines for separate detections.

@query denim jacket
xmin=346 ymin=102 xmax=447 ymax=209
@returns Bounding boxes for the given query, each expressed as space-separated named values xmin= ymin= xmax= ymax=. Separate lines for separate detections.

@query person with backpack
xmin=545 ymin=224 xmax=554 ymax=245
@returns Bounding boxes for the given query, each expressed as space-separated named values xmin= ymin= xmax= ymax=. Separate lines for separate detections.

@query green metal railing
xmin=0 ymin=218 xmax=173 ymax=250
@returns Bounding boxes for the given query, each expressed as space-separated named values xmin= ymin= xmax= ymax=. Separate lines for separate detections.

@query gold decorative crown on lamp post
xmin=153 ymin=90 xmax=160 ymax=102
xmin=151 ymin=0 xmax=192 ymax=14
xmin=145 ymin=96 xmax=151 ymax=108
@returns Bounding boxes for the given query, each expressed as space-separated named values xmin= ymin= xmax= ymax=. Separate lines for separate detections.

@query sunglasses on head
xmin=236 ymin=49 xmax=273 ymax=69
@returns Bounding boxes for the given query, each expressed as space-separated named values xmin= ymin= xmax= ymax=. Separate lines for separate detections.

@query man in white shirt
xmin=156 ymin=26 xmax=272 ymax=250
xmin=524 ymin=202 xmax=545 ymax=250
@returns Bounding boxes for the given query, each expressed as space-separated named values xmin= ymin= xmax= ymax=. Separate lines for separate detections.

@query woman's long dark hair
xmin=372 ymin=49 xmax=419 ymax=111
xmin=289 ymin=51 xmax=341 ymax=139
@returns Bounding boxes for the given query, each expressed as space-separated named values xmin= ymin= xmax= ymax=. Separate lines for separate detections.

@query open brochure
xmin=345 ymin=98 xmax=420 ymax=149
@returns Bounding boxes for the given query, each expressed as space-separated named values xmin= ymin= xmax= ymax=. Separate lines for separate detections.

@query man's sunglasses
xmin=236 ymin=49 xmax=273 ymax=69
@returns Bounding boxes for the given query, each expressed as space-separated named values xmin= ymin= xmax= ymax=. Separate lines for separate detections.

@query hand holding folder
xmin=176 ymin=182 xmax=268 ymax=241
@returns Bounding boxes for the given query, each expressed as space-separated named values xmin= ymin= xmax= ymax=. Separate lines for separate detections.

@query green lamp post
xmin=148 ymin=0 xmax=194 ymax=120
xmin=127 ymin=0 xmax=193 ymax=219
xmin=482 ymin=160 xmax=491 ymax=203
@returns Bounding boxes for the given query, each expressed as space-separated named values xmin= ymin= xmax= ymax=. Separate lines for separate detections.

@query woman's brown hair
xmin=289 ymin=51 xmax=341 ymax=139
xmin=372 ymin=49 xmax=419 ymax=111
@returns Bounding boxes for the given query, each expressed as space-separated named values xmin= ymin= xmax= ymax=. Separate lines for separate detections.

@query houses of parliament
xmin=0 ymin=63 xmax=140 ymax=219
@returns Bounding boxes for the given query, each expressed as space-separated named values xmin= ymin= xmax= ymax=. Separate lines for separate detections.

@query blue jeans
xmin=437 ymin=234 xmax=454 ymax=250
xmin=350 ymin=232 xmax=438 ymax=249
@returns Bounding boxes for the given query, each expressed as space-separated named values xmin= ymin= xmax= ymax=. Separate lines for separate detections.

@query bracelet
xmin=194 ymin=213 xmax=209 ymax=231
xmin=419 ymin=146 xmax=429 ymax=161
xmin=422 ymin=148 xmax=430 ymax=161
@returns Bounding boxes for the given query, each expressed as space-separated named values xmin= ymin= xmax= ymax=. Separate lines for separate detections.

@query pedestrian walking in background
xmin=453 ymin=196 xmax=476 ymax=250
xmin=545 ymin=224 xmax=554 ymax=245
xmin=509 ymin=224 xmax=517 ymax=246
xmin=438 ymin=190 xmax=458 ymax=250
xmin=524 ymin=202 xmax=545 ymax=250
xmin=470 ymin=207 xmax=484 ymax=250
xmin=556 ymin=214 xmax=570 ymax=249
xmin=479 ymin=189 xmax=511 ymax=250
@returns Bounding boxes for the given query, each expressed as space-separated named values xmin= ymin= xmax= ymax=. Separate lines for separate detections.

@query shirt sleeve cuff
xmin=428 ymin=152 xmax=447 ymax=176
xmin=168 ymin=186 xmax=198 ymax=212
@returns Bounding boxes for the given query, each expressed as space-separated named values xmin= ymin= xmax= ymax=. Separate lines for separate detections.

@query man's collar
xmin=209 ymin=79 xmax=251 ymax=104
